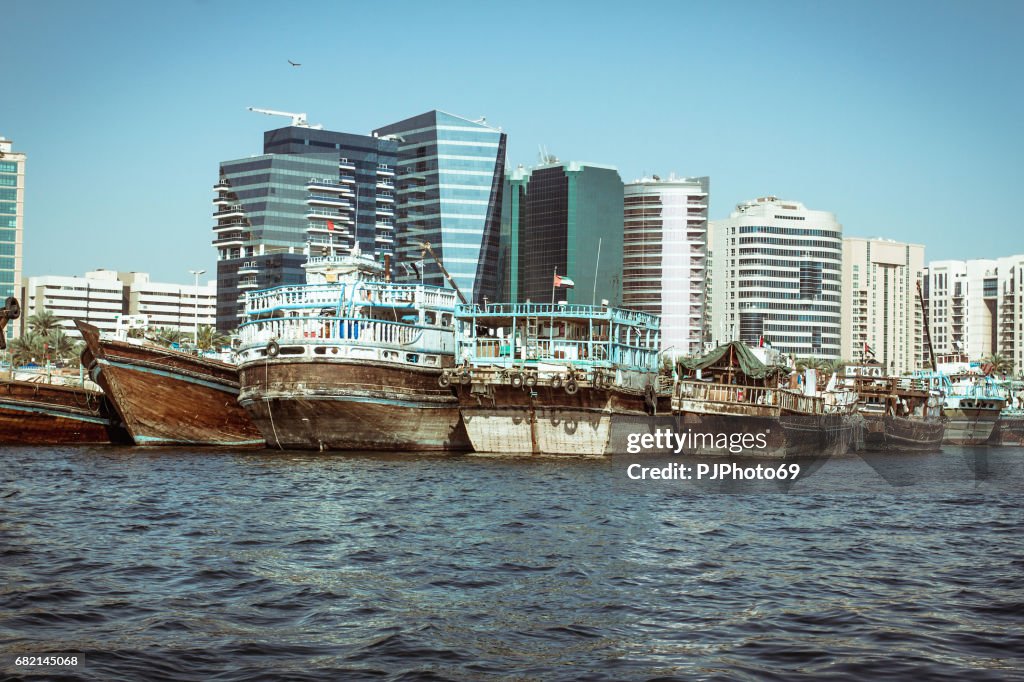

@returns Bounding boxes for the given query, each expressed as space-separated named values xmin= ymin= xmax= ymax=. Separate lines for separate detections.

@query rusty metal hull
xmin=988 ymin=413 xmax=1024 ymax=446
xmin=0 ymin=380 xmax=129 ymax=445
xmin=456 ymin=383 xmax=659 ymax=455
xmin=76 ymin=321 xmax=264 ymax=447
xmin=860 ymin=413 xmax=945 ymax=452
xmin=238 ymin=358 xmax=469 ymax=451
xmin=943 ymin=407 xmax=1000 ymax=446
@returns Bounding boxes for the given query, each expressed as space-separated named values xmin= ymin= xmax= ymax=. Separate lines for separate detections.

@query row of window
xmin=738 ymin=237 xmax=840 ymax=249
xmin=0 ymin=162 xmax=18 ymax=173
xmin=739 ymin=225 xmax=838 ymax=237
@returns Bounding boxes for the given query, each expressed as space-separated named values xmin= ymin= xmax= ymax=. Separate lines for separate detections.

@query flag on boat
xmin=864 ymin=342 xmax=874 ymax=357
xmin=327 ymin=220 xmax=335 ymax=232
xmin=758 ymin=336 xmax=772 ymax=348
xmin=553 ymin=274 xmax=575 ymax=288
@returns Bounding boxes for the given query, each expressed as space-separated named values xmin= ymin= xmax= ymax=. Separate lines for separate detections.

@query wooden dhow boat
xmin=450 ymin=302 xmax=665 ymax=456
xmin=75 ymin=320 xmax=264 ymax=447
xmin=0 ymin=377 xmax=128 ymax=445
xmin=672 ymin=342 xmax=859 ymax=457
xmin=234 ymin=251 xmax=468 ymax=451
xmin=840 ymin=364 xmax=944 ymax=452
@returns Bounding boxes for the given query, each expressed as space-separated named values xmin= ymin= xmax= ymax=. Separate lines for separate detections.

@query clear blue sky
xmin=2 ymin=0 xmax=1021 ymax=284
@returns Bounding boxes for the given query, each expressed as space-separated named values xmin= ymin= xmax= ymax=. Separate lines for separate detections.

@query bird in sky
xmin=288 ymin=59 xmax=301 ymax=67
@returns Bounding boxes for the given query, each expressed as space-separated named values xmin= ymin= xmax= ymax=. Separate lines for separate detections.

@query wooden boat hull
xmin=238 ymin=358 xmax=469 ymax=451
xmin=943 ymin=407 xmax=1000 ymax=446
xmin=457 ymin=383 xmax=656 ymax=456
xmin=988 ymin=413 xmax=1024 ymax=446
xmin=76 ymin=321 xmax=264 ymax=447
xmin=0 ymin=380 xmax=128 ymax=445
xmin=667 ymin=411 xmax=854 ymax=458
xmin=860 ymin=413 xmax=945 ymax=452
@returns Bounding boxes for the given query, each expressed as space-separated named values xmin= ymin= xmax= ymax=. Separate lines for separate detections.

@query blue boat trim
xmin=97 ymin=358 xmax=239 ymax=395
xmin=132 ymin=434 xmax=265 ymax=446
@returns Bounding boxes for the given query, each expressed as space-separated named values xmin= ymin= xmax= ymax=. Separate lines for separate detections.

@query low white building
xmin=21 ymin=270 xmax=215 ymax=339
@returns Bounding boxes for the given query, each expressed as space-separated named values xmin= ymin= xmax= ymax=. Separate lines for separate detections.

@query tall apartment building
xmin=709 ymin=197 xmax=843 ymax=360
xmin=22 ymin=270 xmax=215 ymax=339
xmin=214 ymin=125 xmax=397 ymax=330
xmin=500 ymin=160 xmax=624 ymax=306
xmin=0 ymin=135 xmax=25 ymax=339
xmin=622 ymin=175 xmax=709 ymax=358
xmin=840 ymin=238 xmax=924 ymax=374
xmin=924 ymin=255 xmax=1024 ymax=373
xmin=373 ymin=111 xmax=506 ymax=304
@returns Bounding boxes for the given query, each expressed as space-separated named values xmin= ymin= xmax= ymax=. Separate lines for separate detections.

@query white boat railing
xmin=239 ymin=316 xmax=453 ymax=354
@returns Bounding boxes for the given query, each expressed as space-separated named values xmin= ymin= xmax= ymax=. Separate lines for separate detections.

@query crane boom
xmin=247 ymin=107 xmax=323 ymax=129
xmin=418 ymin=241 xmax=468 ymax=305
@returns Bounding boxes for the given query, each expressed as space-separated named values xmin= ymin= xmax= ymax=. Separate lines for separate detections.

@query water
xmin=1 ymin=447 xmax=1022 ymax=681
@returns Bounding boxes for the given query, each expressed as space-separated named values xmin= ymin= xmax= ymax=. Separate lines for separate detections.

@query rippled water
xmin=1 ymin=447 xmax=1022 ymax=681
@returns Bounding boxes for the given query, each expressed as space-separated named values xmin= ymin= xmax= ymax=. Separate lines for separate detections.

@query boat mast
xmin=916 ymin=279 xmax=938 ymax=372
xmin=418 ymin=241 xmax=468 ymax=305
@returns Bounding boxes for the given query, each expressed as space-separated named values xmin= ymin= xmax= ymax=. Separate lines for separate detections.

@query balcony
xmin=212 ymin=233 xmax=247 ymax=247
xmin=305 ymin=207 xmax=347 ymax=221
xmin=237 ymin=263 xmax=259 ymax=275
xmin=307 ymin=194 xmax=352 ymax=209
xmin=375 ymin=234 xmax=395 ymax=244
xmin=377 ymin=164 xmax=395 ymax=176
xmin=213 ymin=195 xmax=230 ymax=205
xmin=213 ymin=204 xmax=245 ymax=219
xmin=306 ymin=222 xmax=351 ymax=237
xmin=339 ymin=158 xmax=356 ymax=172
xmin=213 ymin=181 xmax=230 ymax=192
xmin=238 ymin=278 xmax=259 ymax=290
xmin=340 ymin=174 xmax=356 ymax=184
xmin=376 ymin=205 xmax=395 ymax=217
xmin=213 ymin=220 xmax=248 ymax=232
xmin=376 ymin=179 xmax=394 ymax=190
xmin=307 ymin=177 xmax=345 ymax=192
xmin=377 ymin=192 xmax=395 ymax=204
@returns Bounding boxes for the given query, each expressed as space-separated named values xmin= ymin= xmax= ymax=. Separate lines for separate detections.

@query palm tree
xmin=148 ymin=327 xmax=186 ymax=348
xmin=7 ymin=332 xmax=44 ymax=367
xmin=28 ymin=309 xmax=61 ymax=337
xmin=47 ymin=328 xmax=77 ymax=364
xmin=195 ymin=325 xmax=228 ymax=351
xmin=982 ymin=353 xmax=1013 ymax=376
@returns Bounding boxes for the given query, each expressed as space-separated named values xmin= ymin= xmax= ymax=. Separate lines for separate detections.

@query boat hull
xmin=238 ymin=358 xmax=469 ymax=451
xmin=988 ymin=413 xmax=1024 ymax=446
xmin=943 ymin=407 xmax=1000 ymax=446
xmin=860 ymin=413 xmax=945 ymax=452
xmin=0 ymin=380 xmax=128 ymax=445
xmin=667 ymin=411 xmax=854 ymax=458
xmin=457 ymin=383 xmax=657 ymax=456
xmin=76 ymin=321 xmax=264 ymax=447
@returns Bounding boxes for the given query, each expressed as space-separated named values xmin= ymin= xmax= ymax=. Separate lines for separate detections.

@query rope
xmin=265 ymin=356 xmax=283 ymax=450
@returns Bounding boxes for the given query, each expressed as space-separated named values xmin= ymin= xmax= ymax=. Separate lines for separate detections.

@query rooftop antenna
xmin=247 ymin=107 xmax=323 ymax=130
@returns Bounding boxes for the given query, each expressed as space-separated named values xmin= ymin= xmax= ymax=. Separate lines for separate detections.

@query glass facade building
xmin=0 ymin=135 xmax=24 ymax=339
xmin=213 ymin=127 xmax=397 ymax=330
xmin=501 ymin=161 xmax=624 ymax=306
xmin=373 ymin=111 xmax=506 ymax=304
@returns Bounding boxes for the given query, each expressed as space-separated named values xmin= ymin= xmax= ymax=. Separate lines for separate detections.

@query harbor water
xmin=1 ymin=446 xmax=1022 ymax=680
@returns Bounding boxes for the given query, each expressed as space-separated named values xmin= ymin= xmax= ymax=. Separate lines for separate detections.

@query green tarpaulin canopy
xmin=677 ymin=341 xmax=789 ymax=380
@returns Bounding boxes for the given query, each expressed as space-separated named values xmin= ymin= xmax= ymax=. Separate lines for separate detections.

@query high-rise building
xmin=22 ymin=270 xmax=215 ymax=339
xmin=213 ymin=125 xmax=397 ymax=330
xmin=373 ymin=111 xmax=506 ymax=303
xmin=924 ymin=254 xmax=1024 ymax=371
xmin=501 ymin=161 xmax=623 ymax=305
xmin=623 ymin=175 xmax=709 ymax=358
xmin=0 ymin=135 xmax=25 ymax=339
xmin=841 ymin=237 xmax=924 ymax=374
xmin=709 ymin=197 xmax=843 ymax=360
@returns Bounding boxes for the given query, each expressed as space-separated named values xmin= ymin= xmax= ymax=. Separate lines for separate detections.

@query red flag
xmin=327 ymin=220 xmax=335 ymax=232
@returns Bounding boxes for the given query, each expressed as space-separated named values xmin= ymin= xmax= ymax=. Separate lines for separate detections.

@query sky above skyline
xmin=2 ymin=0 xmax=1022 ymax=284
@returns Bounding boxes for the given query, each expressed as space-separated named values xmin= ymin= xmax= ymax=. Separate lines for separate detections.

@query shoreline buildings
xmin=840 ymin=238 xmax=924 ymax=374
xmin=213 ymin=123 xmax=397 ymax=330
xmin=924 ymin=255 xmax=1024 ymax=373
xmin=500 ymin=160 xmax=623 ymax=305
xmin=22 ymin=270 xmax=215 ymax=339
xmin=1 ymin=135 xmax=24 ymax=339
xmin=373 ymin=111 xmax=506 ymax=304
xmin=709 ymin=197 xmax=843 ymax=360
xmin=622 ymin=175 xmax=709 ymax=358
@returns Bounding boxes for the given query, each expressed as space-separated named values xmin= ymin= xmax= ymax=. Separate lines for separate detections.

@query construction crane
xmin=418 ymin=241 xmax=468 ymax=305
xmin=247 ymin=107 xmax=323 ymax=129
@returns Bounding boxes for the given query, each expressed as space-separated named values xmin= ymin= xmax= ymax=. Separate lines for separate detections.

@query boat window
xmin=280 ymin=346 xmax=304 ymax=355
xmin=314 ymin=347 xmax=327 ymax=355
xmin=407 ymin=353 xmax=419 ymax=363
xmin=423 ymin=311 xmax=437 ymax=325
xmin=440 ymin=313 xmax=451 ymax=327
xmin=424 ymin=355 xmax=438 ymax=365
